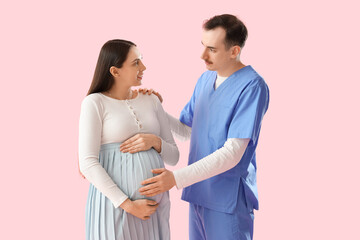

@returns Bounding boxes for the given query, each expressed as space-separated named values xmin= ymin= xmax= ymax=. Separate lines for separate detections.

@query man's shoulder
xmin=239 ymin=66 xmax=267 ymax=89
xmin=248 ymin=76 xmax=267 ymax=88
xmin=199 ymin=70 xmax=216 ymax=80
xmin=196 ymin=70 xmax=216 ymax=85
xmin=192 ymin=70 xmax=216 ymax=90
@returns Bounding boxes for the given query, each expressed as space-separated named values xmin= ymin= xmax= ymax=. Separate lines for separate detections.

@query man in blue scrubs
xmin=138 ymin=14 xmax=270 ymax=240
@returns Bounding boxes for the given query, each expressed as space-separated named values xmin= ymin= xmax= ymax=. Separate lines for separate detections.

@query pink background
xmin=1 ymin=0 xmax=359 ymax=239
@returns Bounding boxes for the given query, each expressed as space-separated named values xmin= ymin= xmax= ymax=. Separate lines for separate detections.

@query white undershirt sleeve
xmin=166 ymin=112 xmax=192 ymax=141
xmin=173 ymin=138 xmax=250 ymax=189
xmin=78 ymin=97 xmax=128 ymax=208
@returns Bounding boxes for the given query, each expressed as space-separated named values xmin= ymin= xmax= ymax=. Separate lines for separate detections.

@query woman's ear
xmin=110 ymin=66 xmax=120 ymax=77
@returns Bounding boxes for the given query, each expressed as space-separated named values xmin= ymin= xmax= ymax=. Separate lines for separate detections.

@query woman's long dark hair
xmin=87 ymin=39 xmax=136 ymax=95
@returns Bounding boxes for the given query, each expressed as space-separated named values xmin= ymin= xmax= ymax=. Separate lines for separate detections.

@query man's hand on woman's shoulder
xmin=138 ymin=88 xmax=163 ymax=103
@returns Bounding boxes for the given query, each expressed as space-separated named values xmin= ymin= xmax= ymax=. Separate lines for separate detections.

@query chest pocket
xmin=206 ymin=101 xmax=235 ymax=147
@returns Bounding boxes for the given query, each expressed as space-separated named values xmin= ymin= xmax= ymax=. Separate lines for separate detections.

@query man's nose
xmin=201 ymin=48 xmax=207 ymax=60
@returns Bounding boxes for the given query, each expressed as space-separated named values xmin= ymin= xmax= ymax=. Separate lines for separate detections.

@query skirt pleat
xmin=85 ymin=142 xmax=170 ymax=240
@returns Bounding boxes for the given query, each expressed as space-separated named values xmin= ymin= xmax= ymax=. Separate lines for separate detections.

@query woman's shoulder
xmin=137 ymin=92 xmax=161 ymax=110
xmin=141 ymin=92 xmax=161 ymax=104
xmin=83 ymin=92 xmax=103 ymax=102
xmin=81 ymin=93 xmax=104 ymax=109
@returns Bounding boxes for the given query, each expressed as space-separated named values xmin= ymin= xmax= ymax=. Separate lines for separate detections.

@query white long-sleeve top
xmin=166 ymin=113 xmax=249 ymax=189
xmin=79 ymin=92 xmax=179 ymax=208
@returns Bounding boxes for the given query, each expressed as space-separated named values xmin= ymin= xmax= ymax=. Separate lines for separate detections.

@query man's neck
xmin=217 ymin=62 xmax=246 ymax=77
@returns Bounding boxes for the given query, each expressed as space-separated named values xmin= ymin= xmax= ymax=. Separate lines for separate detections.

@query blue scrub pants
xmin=189 ymin=183 xmax=254 ymax=240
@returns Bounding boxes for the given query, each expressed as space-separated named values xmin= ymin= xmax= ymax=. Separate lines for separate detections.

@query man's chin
xmin=205 ymin=64 xmax=214 ymax=70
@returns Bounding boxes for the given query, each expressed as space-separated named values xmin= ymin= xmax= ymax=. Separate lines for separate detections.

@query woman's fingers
xmin=120 ymin=134 xmax=140 ymax=147
xmin=146 ymin=200 xmax=158 ymax=206
xmin=128 ymin=199 xmax=160 ymax=220
xmin=120 ymin=136 xmax=142 ymax=152
xmin=120 ymin=134 xmax=156 ymax=153
xmin=121 ymin=141 xmax=145 ymax=153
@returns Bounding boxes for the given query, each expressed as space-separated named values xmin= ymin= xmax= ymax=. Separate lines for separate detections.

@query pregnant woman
xmin=78 ymin=39 xmax=179 ymax=240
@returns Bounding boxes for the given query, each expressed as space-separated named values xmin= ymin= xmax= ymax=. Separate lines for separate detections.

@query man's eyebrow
xmin=201 ymin=41 xmax=216 ymax=49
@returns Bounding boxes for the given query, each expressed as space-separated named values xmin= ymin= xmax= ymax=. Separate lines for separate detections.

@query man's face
xmin=200 ymin=27 xmax=232 ymax=74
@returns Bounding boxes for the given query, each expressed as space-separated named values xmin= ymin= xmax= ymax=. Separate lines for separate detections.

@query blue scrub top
xmin=180 ymin=66 xmax=269 ymax=213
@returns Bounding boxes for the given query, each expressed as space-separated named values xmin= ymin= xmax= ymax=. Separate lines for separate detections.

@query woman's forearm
xmin=166 ymin=112 xmax=192 ymax=141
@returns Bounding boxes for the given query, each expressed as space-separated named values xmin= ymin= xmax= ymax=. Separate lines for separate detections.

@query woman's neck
xmin=106 ymin=86 xmax=133 ymax=100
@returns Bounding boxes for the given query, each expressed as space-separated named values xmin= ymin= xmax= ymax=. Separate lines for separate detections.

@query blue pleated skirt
xmin=85 ymin=142 xmax=170 ymax=240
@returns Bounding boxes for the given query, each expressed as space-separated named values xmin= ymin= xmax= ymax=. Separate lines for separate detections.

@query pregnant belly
xmin=100 ymin=147 xmax=166 ymax=203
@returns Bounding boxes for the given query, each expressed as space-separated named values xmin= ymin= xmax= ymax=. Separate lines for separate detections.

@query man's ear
xmin=110 ymin=66 xmax=120 ymax=77
xmin=230 ymin=45 xmax=241 ymax=59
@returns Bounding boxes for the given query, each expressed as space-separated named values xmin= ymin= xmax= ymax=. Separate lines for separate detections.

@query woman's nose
xmin=140 ymin=61 xmax=146 ymax=71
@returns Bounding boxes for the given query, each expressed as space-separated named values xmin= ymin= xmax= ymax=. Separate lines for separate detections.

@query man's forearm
xmin=173 ymin=138 xmax=250 ymax=189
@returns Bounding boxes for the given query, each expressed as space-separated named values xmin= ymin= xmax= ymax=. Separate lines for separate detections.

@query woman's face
xmin=116 ymin=46 xmax=146 ymax=87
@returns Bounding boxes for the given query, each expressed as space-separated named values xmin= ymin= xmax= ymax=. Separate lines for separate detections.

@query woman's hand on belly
xmin=120 ymin=198 xmax=159 ymax=220
xmin=120 ymin=133 xmax=162 ymax=153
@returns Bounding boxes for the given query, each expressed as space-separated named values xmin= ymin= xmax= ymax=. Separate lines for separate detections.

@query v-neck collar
xmin=211 ymin=65 xmax=251 ymax=92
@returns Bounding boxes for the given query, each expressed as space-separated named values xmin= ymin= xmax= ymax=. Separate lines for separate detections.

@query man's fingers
xmin=151 ymin=168 xmax=166 ymax=174
xmin=139 ymin=168 xmax=165 ymax=185
xmin=155 ymin=93 xmax=163 ymax=103
xmin=143 ymin=190 xmax=162 ymax=197
xmin=140 ymin=186 xmax=161 ymax=196
xmin=140 ymin=176 xmax=158 ymax=187
xmin=138 ymin=88 xmax=162 ymax=103
xmin=139 ymin=88 xmax=149 ymax=94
